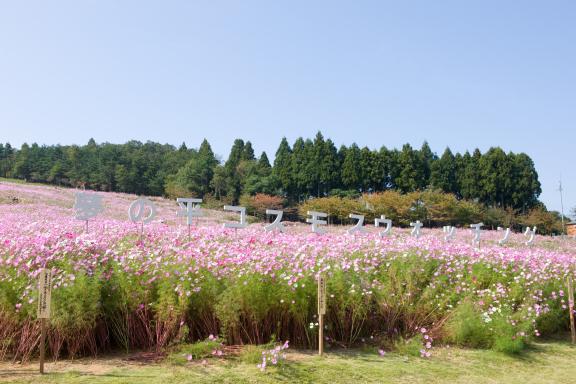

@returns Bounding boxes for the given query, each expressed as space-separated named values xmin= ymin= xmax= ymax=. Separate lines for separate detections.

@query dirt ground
xmin=0 ymin=355 xmax=149 ymax=382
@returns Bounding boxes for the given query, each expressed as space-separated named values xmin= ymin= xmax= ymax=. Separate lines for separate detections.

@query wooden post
xmin=37 ymin=268 xmax=52 ymax=374
xmin=318 ymin=275 xmax=326 ymax=356
xmin=319 ymin=313 xmax=324 ymax=356
xmin=568 ymin=276 xmax=576 ymax=344
xmin=39 ymin=318 xmax=46 ymax=374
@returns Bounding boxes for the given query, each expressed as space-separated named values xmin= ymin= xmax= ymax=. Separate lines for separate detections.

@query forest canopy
xmin=0 ymin=132 xmax=542 ymax=212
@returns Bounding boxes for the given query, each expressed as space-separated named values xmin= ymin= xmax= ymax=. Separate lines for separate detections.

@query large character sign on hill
xmin=128 ymin=197 xmax=157 ymax=240
xmin=73 ymin=191 xmax=104 ymax=232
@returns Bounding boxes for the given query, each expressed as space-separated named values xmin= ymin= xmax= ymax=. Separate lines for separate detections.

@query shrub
xmin=446 ymin=301 xmax=530 ymax=354
xmin=174 ymin=336 xmax=222 ymax=362
xmin=299 ymin=196 xmax=365 ymax=224
xmin=240 ymin=193 xmax=285 ymax=220
xmin=394 ymin=335 xmax=424 ymax=357
xmin=446 ymin=301 xmax=492 ymax=348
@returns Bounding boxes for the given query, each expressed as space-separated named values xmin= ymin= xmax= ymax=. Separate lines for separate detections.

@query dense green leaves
xmin=0 ymin=133 xmax=542 ymax=210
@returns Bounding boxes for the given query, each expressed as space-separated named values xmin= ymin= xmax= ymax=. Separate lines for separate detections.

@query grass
xmin=0 ymin=177 xmax=27 ymax=184
xmin=2 ymin=339 xmax=576 ymax=384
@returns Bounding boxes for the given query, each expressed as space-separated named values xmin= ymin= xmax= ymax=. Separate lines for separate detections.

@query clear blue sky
xmin=0 ymin=1 xmax=574 ymax=215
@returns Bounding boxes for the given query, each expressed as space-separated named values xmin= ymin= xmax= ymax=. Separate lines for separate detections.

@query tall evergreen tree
xmin=258 ymin=151 xmax=271 ymax=171
xmin=379 ymin=146 xmax=397 ymax=190
xmin=165 ymin=141 xmax=214 ymax=198
xmin=0 ymin=143 xmax=14 ymax=177
xmin=224 ymin=139 xmax=245 ymax=202
xmin=13 ymin=143 xmax=31 ymax=180
xmin=479 ymin=147 xmax=511 ymax=207
xmin=430 ymin=147 xmax=457 ymax=194
xmin=210 ymin=165 xmax=227 ymax=199
xmin=310 ymin=132 xmax=324 ymax=196
xmin=396 ymin=144 xmax=425 ymax=193
xmin=302 ymin=139 xmax=315 ymax=196
xmin=241 ymin=141 xmax=255 ymax=161
xmin=225 ymin=139 xmax=245 ymax=172
xmin=419 ymin=141 xmax=436 ymax=187
xmin=242 ymin=151 xmax=278 ymax=195
xmin=272 ymin=137 xmax=293 ymax=198
xmin=341 ymin=143 xmax=362 ymax=191
xmin=458 ymin=150 xmax=482 ymax=200
xmin=197 ymin=139 xmax=218 ymax=194
xmin=316 ymin=135 xmax=340 ymax=196
xmin=509 ymin=153 xmax=541 ymax=210
xmin=359 ymin=147 xmax=379 ymax=192
xmin=290 ymin=138 xmax=307 ymax=200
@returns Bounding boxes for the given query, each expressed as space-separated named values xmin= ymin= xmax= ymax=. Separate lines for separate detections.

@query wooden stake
xmin=37 ymin=268 xmax=52 ymax=374
xmin=318 ymin=275 xmax=326 ymax=356
xmin=319 ymin=313 xmax=324 ymax=356
xmin=39 ymin=318 xmax=46 ymax=374
xmin=568 ymin=276 xmax=575 ymax=344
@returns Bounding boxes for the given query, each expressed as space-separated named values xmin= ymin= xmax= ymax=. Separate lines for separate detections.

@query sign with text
xmin=307 ymin=211 xmax=328 ymax=234
xmin=74 ymin=191 xmax=104 ymax=221
xmin=37 ymin=269 xmax=52 ymax=319
xmin=318 ymin=275 xmax=326 ymax=315
xmin=128 ymin=198 xmax=157 ymax=224
xmin=177 ymin=198 xmax=203 ymax=225
xmin=223 ymin=205 xmax=248 ymax=229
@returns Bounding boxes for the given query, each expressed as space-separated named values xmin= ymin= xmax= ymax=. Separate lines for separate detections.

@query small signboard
xmin=318 ymin=275 xmax=326 ymax=315
xmin=37 ymin=269 xmax=52 ymax=319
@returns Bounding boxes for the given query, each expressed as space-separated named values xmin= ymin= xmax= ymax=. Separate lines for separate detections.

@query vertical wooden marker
xmin=568 ymin=276 xmax=576 ymax=344
xmin=37 ymin=268 xmax=52 ymax=374
xmin=318 ymin=274 xmax=326 ymax=356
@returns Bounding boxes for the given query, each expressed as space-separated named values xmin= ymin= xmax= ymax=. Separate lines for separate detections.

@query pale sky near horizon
xmin=0 ymin=1 xmax=574 ymax=216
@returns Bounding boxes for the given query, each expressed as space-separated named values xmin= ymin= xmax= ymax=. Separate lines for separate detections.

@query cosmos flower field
xmin=1 ymin=181 xmax=575 ymax=361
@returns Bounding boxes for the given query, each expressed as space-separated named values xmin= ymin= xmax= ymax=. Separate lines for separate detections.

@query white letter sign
xmin=265 ymin=209 xmax=284 ymax=232
xmin=375 ymin=215 xmax=392 ymax=237
xmin=224 ymin=205 xmax=247 ymax=229
xmin=348 ymin=214 xmax=367 ymax=234
xmin=443 ymin=226 xmax=456 ymax=242
xmin=128 ymin=198 xmax=157 ymax=224
xmin=498 ymin=227 xmax=511 ymax=245
xmin=410 ymin=220 xmax=423 ymax=238
xmin=177 ymin=198 xmax=203 ymax=225
xmin=470 ymin=223 xmax=484 ymax=247
xmin=524 ymin=226 xmax=537 ymax=246
xmin=307 ymin=211 xmax=327 ymax=234
xmin=74 ymin=192 xmax=104 ymax=221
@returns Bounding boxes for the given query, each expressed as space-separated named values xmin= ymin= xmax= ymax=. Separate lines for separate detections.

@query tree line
xmin=0 ymin=132 xmax=542 ymax=211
